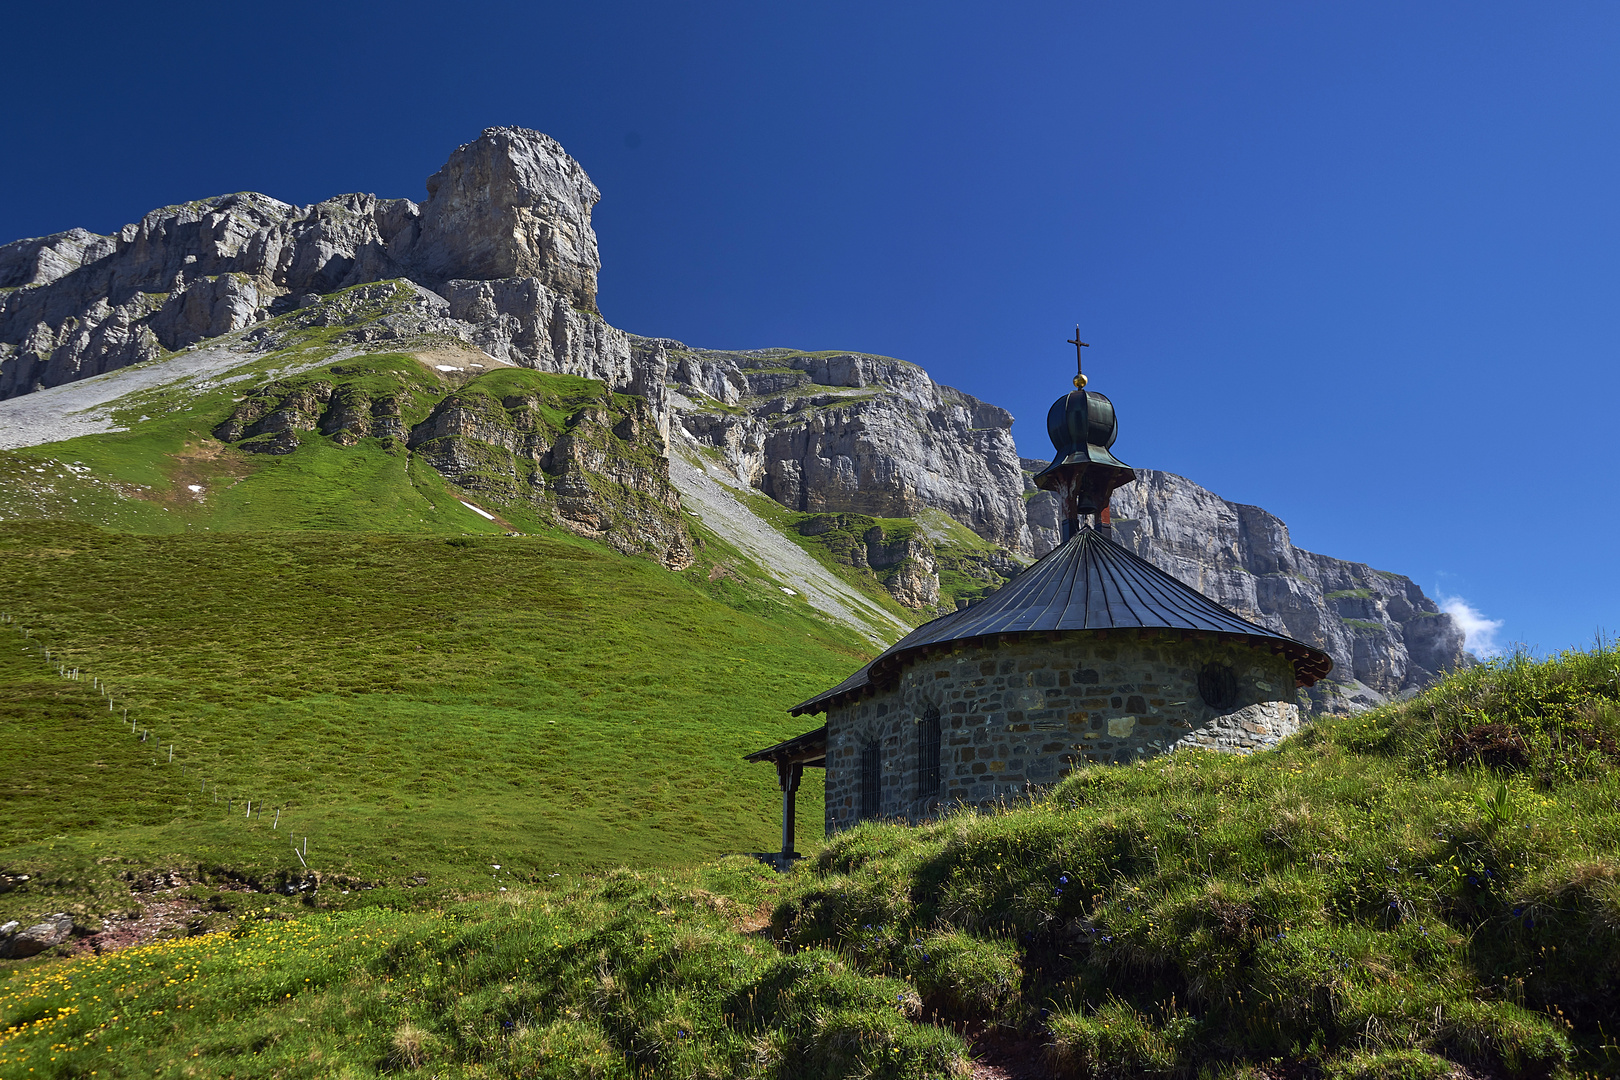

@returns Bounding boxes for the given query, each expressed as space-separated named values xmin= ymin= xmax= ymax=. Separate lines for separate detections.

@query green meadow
xmin=0 ymin=521 xmax=867 ymax=917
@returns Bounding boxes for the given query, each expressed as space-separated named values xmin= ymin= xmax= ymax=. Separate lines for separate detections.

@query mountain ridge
xmin=0 ymin=125 xmax=1469 ymax=713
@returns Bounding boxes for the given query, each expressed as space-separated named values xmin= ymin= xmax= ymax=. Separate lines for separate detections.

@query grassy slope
xmin=0 ymin=521 xmax=868 ymax=918
xmin=0 ymin=349 xmax=644 ymax=539
xmin=0 ymin=299 xmax=891 ymax=906
xmin=3 ymin=649 xmax=1619 ymax=1079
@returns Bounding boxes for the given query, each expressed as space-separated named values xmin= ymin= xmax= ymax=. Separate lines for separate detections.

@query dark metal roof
xmin=790 ymin=526 xmax=1333 ymax=715
xmin=743 ymin=725 xmax=828 ymax=766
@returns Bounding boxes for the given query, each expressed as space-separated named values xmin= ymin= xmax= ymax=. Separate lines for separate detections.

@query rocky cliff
xmin=666 ymin=336 xmax=1469 ymax=713
xmin=665 ymin=343 xmax=1031 ymax=553
xmin=0 ymin=128 xmax=661 ymax=417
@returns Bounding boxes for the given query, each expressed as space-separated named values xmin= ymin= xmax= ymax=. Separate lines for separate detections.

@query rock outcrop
xmin=408 ymin=376 xmax=690 ymax=566
xmin=212 ymin=351 xmax=692 ymax=567
xmin=0 ymin=128 xmax=646 ymax=408
xmin=796 ymin=514 xmax=942 ymax=609
xmin=410 ymin=128 xmax=602 ymax=310
xmin=1025 ymin=463 xmax=1469 ymax=714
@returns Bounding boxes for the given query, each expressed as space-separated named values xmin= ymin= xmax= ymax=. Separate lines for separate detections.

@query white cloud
xmin=1439 ymin=595 xmax=1504 ymax=658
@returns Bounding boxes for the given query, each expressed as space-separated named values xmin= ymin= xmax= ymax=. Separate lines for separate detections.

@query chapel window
xmin=859 ymin=741 xmax=882 ymax=820
xmin=916 ymin=707 xmax=941 ymax=798
xmin=1198 ymin=662 xmax=1239 ymax=710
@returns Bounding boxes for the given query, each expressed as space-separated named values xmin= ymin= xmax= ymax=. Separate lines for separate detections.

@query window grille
xmin=859 ymin=741 xmax=881 ymax=820
xmin=917 ymin=707 xmax=941 ymax=798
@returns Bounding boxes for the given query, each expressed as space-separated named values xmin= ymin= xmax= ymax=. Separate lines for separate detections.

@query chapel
xmin=745 ymin=336 xmax=1332 ymax=863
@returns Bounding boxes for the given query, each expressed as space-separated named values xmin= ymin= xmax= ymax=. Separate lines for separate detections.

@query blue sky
xmin=5 ymin=1 xmax=1617 ymax=655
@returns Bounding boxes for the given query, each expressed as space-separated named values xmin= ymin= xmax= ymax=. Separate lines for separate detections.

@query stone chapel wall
xmin=822 ymin=631 xmax=1300 ymax=835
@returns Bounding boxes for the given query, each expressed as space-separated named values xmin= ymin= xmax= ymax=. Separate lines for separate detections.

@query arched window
xmin=859 ymin=741 xmax=881 ymax=820
xmin=1197 ymin=662 xmax=1238 ymax=710
xmin=916 ymin=707 xmax=941 ymax=798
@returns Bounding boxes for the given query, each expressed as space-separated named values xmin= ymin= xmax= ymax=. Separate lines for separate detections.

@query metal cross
xmin=1066 ymin=325 xmax=1090 ymax=378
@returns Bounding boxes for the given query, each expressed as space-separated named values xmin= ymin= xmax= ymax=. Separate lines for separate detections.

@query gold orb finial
xmin=1066 ymin=326 xmax=1090 ymax=391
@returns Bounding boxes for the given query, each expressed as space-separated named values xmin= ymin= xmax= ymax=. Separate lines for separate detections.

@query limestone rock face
xmin=437 ymin=278 xmax=643 ymax=416
xmin=795 ymin=514 xmax=944 ymax=609
xmin=0 ymin=128 xmax=633 ymax=405
xmin=1025 ymin=465 xmax=1469 ymax=714
xmin=667 ymin=344 xmax=1032 ymax=554
xmin=410 ymin=127 xmax=602 ymax=311
xmin=0 ymin=227 xmax=117 ymax=287
xmin=408 ymin=385 xmax=690 ymax=567
xmin=210 ymin=352 xmax=693 ymax=569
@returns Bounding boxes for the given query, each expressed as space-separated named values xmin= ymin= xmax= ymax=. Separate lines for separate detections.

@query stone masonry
xmin=822 ymin=630 xmax=1300 ymax=835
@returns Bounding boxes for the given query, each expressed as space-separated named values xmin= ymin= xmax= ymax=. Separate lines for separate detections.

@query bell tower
xmin=1031 ymin=326 xmax=1136 ymax=541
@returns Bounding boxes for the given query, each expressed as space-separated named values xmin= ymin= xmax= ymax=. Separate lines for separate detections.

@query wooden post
xmin=777 ymin=760 xmax=804 ymax=869
xmin=273 ymin=807 xmax=280 ymax=830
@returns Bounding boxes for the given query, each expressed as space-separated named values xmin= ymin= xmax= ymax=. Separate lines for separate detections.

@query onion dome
xmin=1031 ymin=327 xmax=1137 ymax=537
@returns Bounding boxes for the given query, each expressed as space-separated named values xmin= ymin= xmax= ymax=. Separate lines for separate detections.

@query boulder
xmin=0 ymin=913 xmax=74 ymax=958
